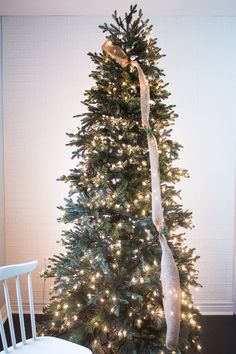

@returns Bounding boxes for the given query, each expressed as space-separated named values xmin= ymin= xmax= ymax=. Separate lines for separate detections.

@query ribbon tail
xmin=130 ymin=60 xmax=150 ymax=129
xmin=131 ymin=59 xmax=181 ymax=350
xmin=148 ymin=134 xmax=164 ymax=230
xmin=159 ymin=233 xmax=181 ymax=350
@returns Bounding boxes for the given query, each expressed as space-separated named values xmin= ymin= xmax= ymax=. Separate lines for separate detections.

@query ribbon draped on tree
xmin=102 ymin=39 xmax=181 ymax=350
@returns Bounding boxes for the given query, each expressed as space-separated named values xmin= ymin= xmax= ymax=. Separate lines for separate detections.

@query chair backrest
xmin=0 ymin=260 xmax=38 ymax=352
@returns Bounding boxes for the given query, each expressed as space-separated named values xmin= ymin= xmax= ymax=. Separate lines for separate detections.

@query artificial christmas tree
xmin=43 ymin=5 xmax=201 ymax=354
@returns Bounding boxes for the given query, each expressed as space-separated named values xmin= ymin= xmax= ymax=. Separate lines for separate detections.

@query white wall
xmin=2 ymin=15 xmax=236 ymax=314
xmin=0 ymin=16 xmax=5 ymax=266
xmin=156 ymin=17 xmax=236 ymax=314
xmin=1 ymin=0 xmax=236 ymax=16
xmin=0 ymin=16 xmax=6 ymax=312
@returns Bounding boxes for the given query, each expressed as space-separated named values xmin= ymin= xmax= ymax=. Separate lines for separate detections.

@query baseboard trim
xmin=195 ymin=300 xmax=235 ymax=315
xmin=1 ymin=302 xmax=44 ymax=323
xmin=20 ymin=300 xmax=236 ymax=316
xmin=11 ymin=302 xmax=44 ymax=315
xmin=0 ymin=304 xmax=7 ymax=323
xmin=1 ymin=301 xmax=235 ymax=323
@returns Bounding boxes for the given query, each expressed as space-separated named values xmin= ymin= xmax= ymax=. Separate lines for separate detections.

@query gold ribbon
xmin=102 ymin=40 xmax=181 ymax=350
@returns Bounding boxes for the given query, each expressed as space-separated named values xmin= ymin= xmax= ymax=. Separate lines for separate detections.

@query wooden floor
xmin=199 ymin=315 xmax=236 ymax=354
xmin=1 ymin=314 xmax=236 ymax=353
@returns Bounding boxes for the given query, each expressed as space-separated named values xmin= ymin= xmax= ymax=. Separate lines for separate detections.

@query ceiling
xmin=0 ymin=0 xmax=236 ymax=16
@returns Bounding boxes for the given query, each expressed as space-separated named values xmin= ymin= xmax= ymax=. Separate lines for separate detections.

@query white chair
xmin=0 ymin=261 xmax=92 ymax=353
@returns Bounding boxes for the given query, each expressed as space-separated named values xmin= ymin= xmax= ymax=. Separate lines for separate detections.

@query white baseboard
xmin=195 ymin=300 xmax=235 ymax=315
xmin=32 ymin=301 xmax=235 ymax=316
xmin=11 ymin=302 xmax=44 ymax=315
xmin=0 ymin=302 xmax=44 ymax=323
xmin=15 ymin=300 xmax=236 ymax=316
xmin=0 ymin=304 xmax=7 ymax=322
xmin=1 ymin=301 xmax=235 ymax=324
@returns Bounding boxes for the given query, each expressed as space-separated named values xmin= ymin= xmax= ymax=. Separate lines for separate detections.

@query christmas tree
xmin=43 ymin=5 xmax=201 ymax=354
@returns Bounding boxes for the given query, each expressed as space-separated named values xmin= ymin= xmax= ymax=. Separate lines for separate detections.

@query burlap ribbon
xmin=102 ymin=39 xmax=181 ymax=350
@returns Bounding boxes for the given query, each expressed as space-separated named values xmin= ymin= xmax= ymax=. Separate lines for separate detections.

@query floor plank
xmin=1 ymin=314 xmax=236 ymax=353
xmin=199 ymin=315 xmax=236 ymax=354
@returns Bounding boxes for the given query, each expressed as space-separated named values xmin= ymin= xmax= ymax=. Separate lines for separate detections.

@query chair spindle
xmin=3 ymin=279 xmax=16 ymax=348
xmin=16 ymin=275 xmax=26 ymax=344
xmin=0 ymin=310 xmax=8 ymax=353
xmin=27 ymin=272 xmax=37 ymax=341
